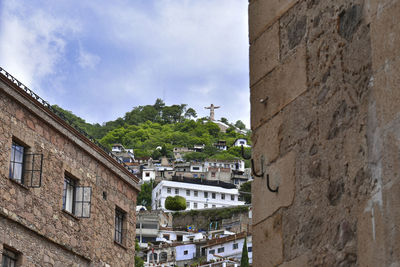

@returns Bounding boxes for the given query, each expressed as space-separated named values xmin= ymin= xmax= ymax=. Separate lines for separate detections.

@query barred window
xmin=9 ymin=140 xmax=43 ymax=187
xmin=115 ymin=207 xmax=126 ymax=245
xmin=62 ymin=175 xmax=92 ymax=218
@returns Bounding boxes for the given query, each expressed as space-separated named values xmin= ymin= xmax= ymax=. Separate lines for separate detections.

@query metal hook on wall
xmin=241 ymin=146 xmax=279 ymax=193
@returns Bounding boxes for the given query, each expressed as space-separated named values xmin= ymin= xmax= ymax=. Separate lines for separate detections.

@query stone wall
xmin=0 ymin=76 xmax=140 ymax=266
xmin=249 ymin=0 xmax=400 ymax=266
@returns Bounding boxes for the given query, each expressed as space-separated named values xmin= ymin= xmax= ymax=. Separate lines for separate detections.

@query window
xmin=194 ymin=190 xmax=198 ymax=197
xmin=204 ymin=204 xmax=208 ymax=208
xmin=186 ymin=201 xmax=190 ymax=208
xmin=209 ymin=249 xmax=215 ymax=255
xmin=211 ymin=172 xmax=216 ymax=177
xmin=175 ymin=188 xmax=179 ymax=195
xmin=221 ymin=194 xmax=225 ymax=200
xmin=62 ymin=175 xmax=92 ymax=218
xmin=248 ymin=246 xmax=252 ymax=252
xmin=2 ymin=247 xmax=18 ymax=267
xmin=193 ymin=167 xmax=200 ymax=171
xmin=212 ymin=205 xmax=216 ymax=208
xmin=9 ymin=142 xmax=24 ymax=183
xmin=167 ymin=187 xmax=171 ymax=194
xmin=193 ymin=174 xmax=198 ymax=178
xmin=204 ymin=192 xmax=208 ymax=198
xmin=9 ymin=140 xmax=43 ymax=187
xmin=233 ymin=243 xmax=239 ymax=250
xmin=217 ymin=247 xmax=224 ymax=253
xmin=115 ymin=207 xmax=126 ymax=245
xmin=184 ymin=250 xmax=188 ymax=255
xmin=145 ymin=172 xmax=150 ymax=177
xmin=186 ymin=190 xmax=190 ymax=196
xmin=194 ymin=203 xmax=198 ymax=209
xmin=212 ymin=192 xmax=216 ymax=199
xmin=231 ymin=195 xmax=235 ymax=201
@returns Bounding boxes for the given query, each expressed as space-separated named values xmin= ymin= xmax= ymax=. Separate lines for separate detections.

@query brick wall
xmin=0 ymin=76 xmax=140 ymax=266
xmin=249 ymin=0 xmax=400 ymax=265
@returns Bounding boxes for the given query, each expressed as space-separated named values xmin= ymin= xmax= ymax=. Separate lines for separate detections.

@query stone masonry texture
xmin=0 ymin=75 xmax=140 ymax=266
xmin=249 ymin=0 xmax=400 ymax=266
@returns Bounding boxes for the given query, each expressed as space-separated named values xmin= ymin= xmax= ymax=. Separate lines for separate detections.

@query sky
xmin=0 ymin=0 xmax=250 ymax=127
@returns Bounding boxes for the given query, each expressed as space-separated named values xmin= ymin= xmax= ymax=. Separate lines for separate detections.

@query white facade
xmin=175 ymin=244 xmax=197 ymax=261
xmin=206 ymin=235 xmax=252 ymax=263
xmin=142 ymin=168 xmax=156 ymax=182
xmin=233 ymin=138 xmax=251 ymax=147
xmin=190 ymin=163 xmax=205 ymax=172
xmin=152 ymin=180 xmax=245 ymax=211
xmin=204 ymin=160 xmax=245 ymax=173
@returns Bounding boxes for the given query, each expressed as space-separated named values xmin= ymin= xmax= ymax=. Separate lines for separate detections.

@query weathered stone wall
xmin=0 ymin=78 xmax=139 ymax=266
xmin=249 ymin=0 xmax=400 ymax=266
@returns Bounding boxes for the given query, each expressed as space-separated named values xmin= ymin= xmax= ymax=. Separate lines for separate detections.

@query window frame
xmin=2 ymin=247 xmax=18 ymax=267
xmin=62 ymin=174 xmax=92 ymax=218
xmin=9 ymin=139 xmax=43 ymax=188
xmin=114 ymin=207 xmax=127 ymax=246
xmin=9 ymin=141 xmax=26 ymax=184
xmin=186 ymin=189 xmax=190 ymax=196
xmin=212 ymin=192 xmax=216 ymax=199
xmin=233 ymin=243 xmax=239 ymax=250
xmin=217 ymin=247 xmax=224 ymax=253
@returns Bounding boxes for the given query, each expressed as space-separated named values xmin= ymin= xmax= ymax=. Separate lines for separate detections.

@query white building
xmin=205 ymin=233 xmax=252 ymax=264
xmin=233 ymin=138 xmax=251 ymax=148
xmin=142 ymin=168 xmax=156 ymax=182
xmin=175 ymin=244 xmax=197 ymax=262
xmin=152 ymin=180 xmax=245 ymax=211
xmin=204 ymin=159 xmax=245 ymax=173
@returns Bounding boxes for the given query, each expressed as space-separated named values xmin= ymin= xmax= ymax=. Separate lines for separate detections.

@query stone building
xmin=249 ymin=0 xmax=400 ymax=266
xmin=0 ymin=68 xmax=140 ymax=266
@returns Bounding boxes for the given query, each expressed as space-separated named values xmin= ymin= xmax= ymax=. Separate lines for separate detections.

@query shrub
xmin=165 ymin=196 xmax=186 ymax=211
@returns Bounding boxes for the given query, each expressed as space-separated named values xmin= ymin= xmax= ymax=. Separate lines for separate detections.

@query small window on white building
xmin=186 ymin=190 xmax=190 ymax=196
xmin=186 ymin=201 xmax=190 ymax=208
xmin=231 ymin=195 xmax=235 ymax=201
xmin=194 ymin=203 xmax=198 ymax=209
xmin=217 ymin=247 xmax=224 ymax=253
xmin=194 ymin=190 xmax=198 ymax=197
xmin=209 ymin=249 xmax=215 ymax=255
xmin=212 ymin=192 xmax=216 ymax=199
xmin=233 ymin=243 xmax=239 ymax=250
xmin=175 ymin=188 xmax=179 ymax=194
xmin=221 ymin=194 xmax=225 ymax=200
xmin=145 ymin=172 xmax=150 ymax=177
xmin=167 ymin=187 xmax=171 ymax=194
xmin=184 ymin=250 xmax=188 ymax=255
xmin=204 ymin=204 xmax=208 ymax=208
xmin=212 ymin=204 xmax=216 ymax=208
xmin=204 ymin=192 xmax=208 ymax=198
xmin=248 ymin=246 xmax=252 ymax=252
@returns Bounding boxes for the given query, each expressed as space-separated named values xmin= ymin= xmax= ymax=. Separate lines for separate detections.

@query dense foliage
xmin=137 ymin=182 xmax=153 ymax=209
xmin=165 ymin=196 xmax=187 ymax=211
xmin=53 ymin=99 xmax=251 ymax=161
xmin=239 ymin=181 xmax=252 ymax=204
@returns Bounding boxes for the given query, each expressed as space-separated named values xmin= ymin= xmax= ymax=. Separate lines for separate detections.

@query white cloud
xmin=0 ymin=0 xmax=80 ymax=96
xmin=78 ymin=45 xmax=100 ymax=69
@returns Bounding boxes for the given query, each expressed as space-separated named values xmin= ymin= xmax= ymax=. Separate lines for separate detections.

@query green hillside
xmin=52 ymin=99 xmax=251 ymax=161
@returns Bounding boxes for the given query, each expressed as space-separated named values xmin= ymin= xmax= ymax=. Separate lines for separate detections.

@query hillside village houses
xmin=0 ymin=65 xmax=252 ymax=266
